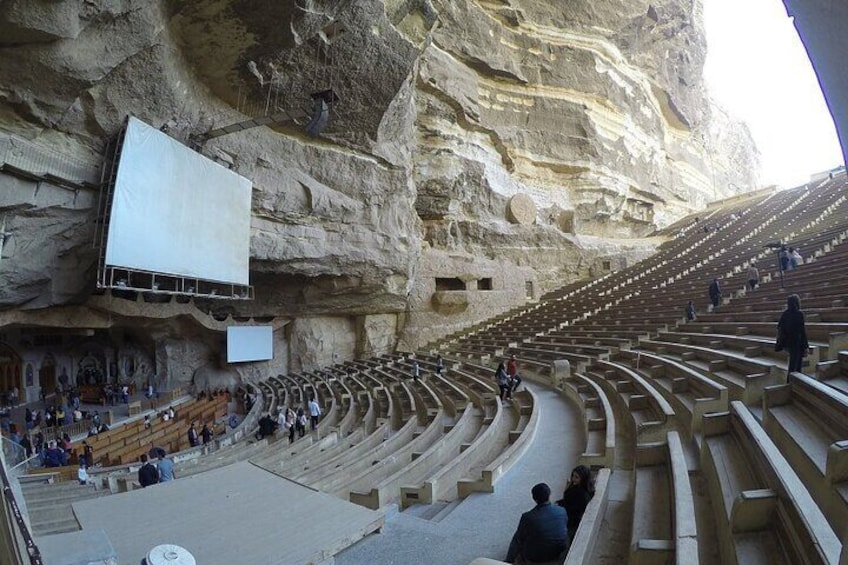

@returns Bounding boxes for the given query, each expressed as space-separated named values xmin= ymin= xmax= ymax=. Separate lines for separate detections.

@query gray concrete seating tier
xmin=629 ymin=431 xmax=698 ymax=565
xmin=658 ymin=330 xmax=791 ymax=364
xmin=344 ymin=378 xmax=452 ymax=508
xmin=637 ymin=339 xmax=782 ymax=405
xmin=615 ymin=349 xmax=727 ymax=440
xmin=301 ymin=405 xmax=419 ymax=491
xmin=563 ymin=374 xmax=615 ymax=468
xmin=457 ymin=388 xmax=540 ymax=499
xmin=400 ymin=383 xmax=506 ymax=507
xmin=815 ymin=350 xmax=848 ymax=396
xmin=348 ymin=400 xmax=466 ymax=510
xmin=700 ymin=403 xmax=842 ymax=564
xmin=586 ymin=360 xmax=675 ymax=446
xmin=762 ymin=373 xmax=848 ymax=539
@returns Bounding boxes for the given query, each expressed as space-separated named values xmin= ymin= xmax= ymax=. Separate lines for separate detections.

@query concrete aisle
xmin=335 ymin=382 xmax=584 ymax=565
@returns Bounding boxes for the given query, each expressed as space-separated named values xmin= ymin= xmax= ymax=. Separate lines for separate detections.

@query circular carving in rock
xmin=507 ymin=194 xmax=536 ymax=225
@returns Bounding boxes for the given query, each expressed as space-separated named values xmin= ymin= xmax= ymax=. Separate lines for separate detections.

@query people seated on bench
xmin=556 ymin=465 xmax=594 ymax=542
xmin=138 ymin=454 xmax=159 ymax=488
xmin=506 ymin=483 xmax=569 ymax=564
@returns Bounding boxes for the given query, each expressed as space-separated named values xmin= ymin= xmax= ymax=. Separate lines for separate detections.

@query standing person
xmin=82 ymin=441 xmax=94 ymax=468
xmin=747 ymin=263 xmax=759 ymax=291
xmin=507 ymin=355 xmax=518 ymax=382
xmin=200 ymin=423 xmax=212 ymax=445
xmin=412 ymin=360 xmax=420 ymax=382
xmin=708 ymin=278 xmax=721 ymax=309
xmin=156 ymin=448 xmax=176 ymax=482
xmin=295 ymin=407 xmax=307 ymax=438
xmin=286 ymin=407 xmax=297 ymax=443
xmin=556 ymin=465 xmax=595 ymax=542
xmin=506 ymin=483 xmax=569 ymax=564
xmin=496 ymin=362 xmax=511 ymax=403
xmin=779 ymin=246 xmax=791 ymax=272
xmin=138 ymin=454 xmax=159 ymax=488
xmin=685 ymin=300 xmax=696 ymax=321
xmin=790 ymin=247 xmax=803 ymax=268
xmin=435 ymin=355 xmax=444 ymax=377
xmin=307 ymin=396 xmax=322 ymax=431
xmin=187 ymin=423 xmax=199 ymax=447
xmin=776 ymin=294 xmax=810 ymax=375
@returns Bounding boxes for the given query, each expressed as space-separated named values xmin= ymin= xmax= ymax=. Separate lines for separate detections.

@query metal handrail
xmin=0 ymin=439 xmax=43 ymax=564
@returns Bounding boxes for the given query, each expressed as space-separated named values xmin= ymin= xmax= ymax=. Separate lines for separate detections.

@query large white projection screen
xmin=227 ymin=326 xmax=274 ymax=363
xmin=105 ymin=117 xmax=252 ymax=285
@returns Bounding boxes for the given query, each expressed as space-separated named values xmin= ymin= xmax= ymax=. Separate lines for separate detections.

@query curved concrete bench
xmin=400 ymin=394 xmax=496 ymax=507
xmin=639 ymin=339 xmax=781 ymax=405
xmin=347 ymin=403 xmax=457 ymax=509
xmin=563 ymin=374 xmax=615 ymax=468
xmin=349 ymin=377 xmax=476 ymax=509
xmin=590 ymin=360 xmax=676 ymax=445
xmin=629 ymin=431 xmax=698 ymax=565
xmin=763 ymin=373 xmax=848 ymax=539
xmin=701 ymin=404 xmax=842 ymax=564
xmin=304 ymin=407 xmax=417 ymax=490
xmin=458 ymin=387 xmax=539 ymax=498
xmin=618 ymin=348 xmax=727 ymax=438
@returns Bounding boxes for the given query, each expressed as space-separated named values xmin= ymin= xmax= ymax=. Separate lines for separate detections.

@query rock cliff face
xmin=0 ymin=0 xmax=759 ymax=391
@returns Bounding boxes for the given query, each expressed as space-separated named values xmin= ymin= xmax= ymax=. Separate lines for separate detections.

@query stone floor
xmin=335 ymin=382 xmax=584 ymax=565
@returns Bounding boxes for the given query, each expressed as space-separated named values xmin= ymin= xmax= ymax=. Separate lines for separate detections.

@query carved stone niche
xmin=507 ymin=194 xmax=536 ymax=225
xmin=557 ymin=210 xmax=576 ymax=234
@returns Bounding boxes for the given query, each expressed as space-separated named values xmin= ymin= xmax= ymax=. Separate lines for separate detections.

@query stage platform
xmin=70 ymin=461 xmax=384 ymax=564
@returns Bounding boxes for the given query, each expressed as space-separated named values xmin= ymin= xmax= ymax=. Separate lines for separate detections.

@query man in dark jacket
xmin=138 ymin=454 xmax=159 ymax=488
xmin=708 ymin=278 xmax=721 ymax=309
xmin=506 ymin=483 xmax=569 ymax=564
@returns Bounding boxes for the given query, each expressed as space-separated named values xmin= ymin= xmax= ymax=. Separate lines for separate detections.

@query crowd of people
xmin=256 ymin=395 xmax=323 ymax=444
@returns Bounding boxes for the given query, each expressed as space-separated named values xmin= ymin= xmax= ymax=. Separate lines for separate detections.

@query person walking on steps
xmin=776 ymin=293 xmax=810 ymax=375
xmin=708 ymin=278 xmax=721 ymax=310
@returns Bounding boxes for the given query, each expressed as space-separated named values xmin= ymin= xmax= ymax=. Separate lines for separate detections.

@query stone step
xmin=26 ymin=489 xmax=110 ymax=512
xmin=22 ymin=483 xmax=100 ymax=504
xmin=20 ymin=479 xmax=89 ymax=495
xmin=31 ymin=515 xmax=81 ymax=538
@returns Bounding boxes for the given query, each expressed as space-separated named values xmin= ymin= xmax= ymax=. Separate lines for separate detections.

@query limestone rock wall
xmin=0 ymin=0 xmax=760 ymax=379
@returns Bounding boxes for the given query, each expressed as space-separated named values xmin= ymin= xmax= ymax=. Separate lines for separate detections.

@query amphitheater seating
xmin=762 ymin=373 xmax=848 ymax=538
xmin=700 ymin=403 xmax=841 ymax=564
xmin=20 ymin=175 xmax=848 ymax=564
xmin=562 ymin=374 xmax=615 ymax=468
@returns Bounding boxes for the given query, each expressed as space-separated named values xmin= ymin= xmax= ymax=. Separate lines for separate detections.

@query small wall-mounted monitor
xmin=227 ymin=326 xmax=273 ymax=363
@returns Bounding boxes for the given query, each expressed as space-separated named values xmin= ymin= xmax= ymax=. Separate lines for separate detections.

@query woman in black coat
xmin=776 ymin=294 xmax=810 ymax=374
xmin=556 ymin=465 xmax=594 ymax=542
